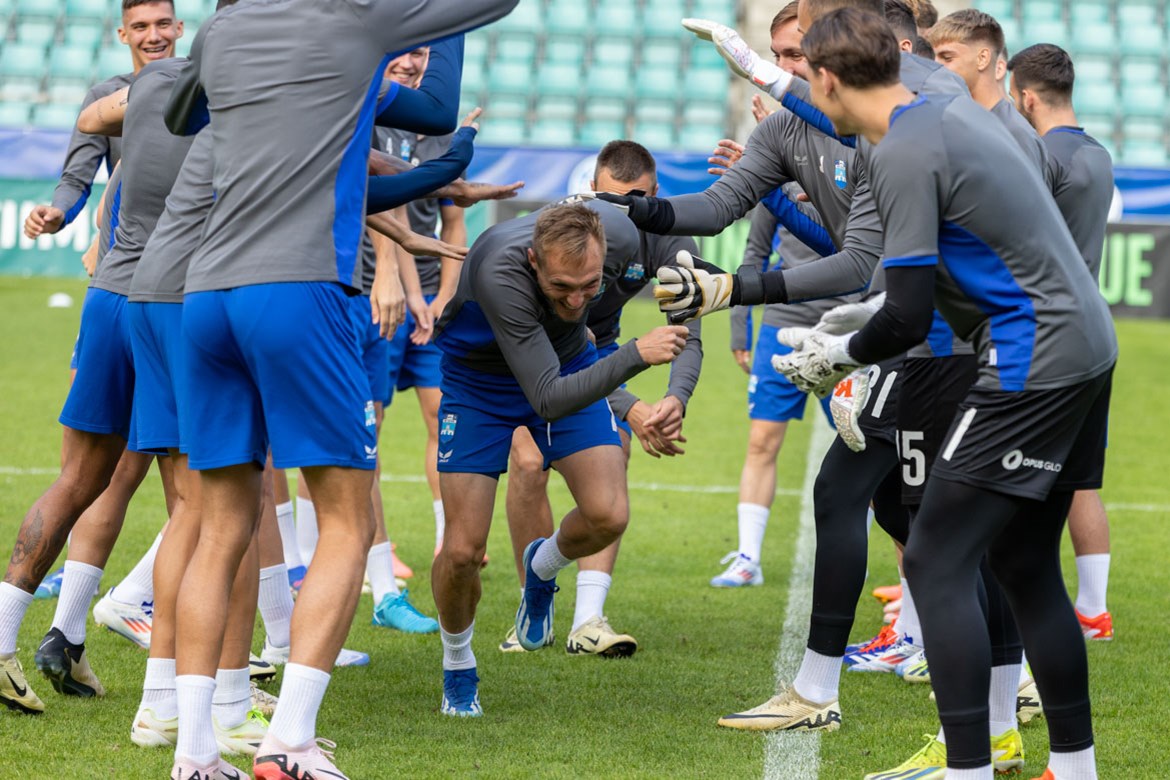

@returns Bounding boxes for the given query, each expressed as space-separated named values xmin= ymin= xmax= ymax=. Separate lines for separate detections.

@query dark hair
xmin=803 ymin=7 xmax=902 ymax=88
xmin=907 ymin=0 xmax=938 ymax=28
xmin=770 ymin=0 xmax=801 ymax=36
xmin=884 ymin=0 xmax=917 ymax=42
xmin=215 ymin=0 xmax=238 ymax=8
xmin=805 ymin=0 xmax=884 ymax=22
xmin=928 ymin=8 xmax=1006 ymax=57
xmin=122 ymin=0 xmax=175 ymax=11
xmin=913 ymin=35 xmax=935 ymax=58
xmin=595 ymin=140 xmax=657 ymax=183
xmin=1007 ymin=43 xmax=1075 ymax=105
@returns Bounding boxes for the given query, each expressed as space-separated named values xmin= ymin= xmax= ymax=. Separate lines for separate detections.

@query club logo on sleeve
xmin=623 ymin=262 xmax=645 ymax=281
xmin=364 ymin=401 xmax=376 ymax=428
xmin=440 ymin=413 xmax=458 ymax=445
xmin=1001 ymin=449 xmax=1062 ymax=473
xmin=834 ymin=159 xmax=848 ymax=189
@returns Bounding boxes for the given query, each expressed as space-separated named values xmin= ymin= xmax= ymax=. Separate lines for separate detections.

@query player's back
xmin=99 ymin=59 xmax=195 ymax=297
xmin=185 ymin=0 xmax=517 ymax=294
xmin=874 ymin=94 xmax=1116 ymax=391
xmin=1044 ymin=128 xmax=1114 ymax=278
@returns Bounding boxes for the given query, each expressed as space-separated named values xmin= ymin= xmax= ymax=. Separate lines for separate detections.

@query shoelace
xmin=719 ymin=551 xmax=739 ymax=566
xmin=310 ymin=737 xmax=337 ymax=761
xmin=857 ymin=625 xmax=896 ymax=654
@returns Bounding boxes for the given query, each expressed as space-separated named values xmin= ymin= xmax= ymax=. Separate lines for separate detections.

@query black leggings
xmin=904 ymin=479 xmax=1092 ymax=769
xmin=907 ymin=506 xmax=1024 ymax=666
xmin=806 ymin=436 xmax=907 ymax=656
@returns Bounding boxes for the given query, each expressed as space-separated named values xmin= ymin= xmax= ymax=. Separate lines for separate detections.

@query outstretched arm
xmin=375 ymin=36 xmax=464 ymax=135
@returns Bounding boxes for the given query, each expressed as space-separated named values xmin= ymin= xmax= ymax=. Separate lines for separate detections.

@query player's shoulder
xmin=86 ymin=71 xmax=135 ymax=102
xmin=901 ymin=52 xmax=967 ymax=97
xmin=138 ymin=57 xmax=188 ymax=80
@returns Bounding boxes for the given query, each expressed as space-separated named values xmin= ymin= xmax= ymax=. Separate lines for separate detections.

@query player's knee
xmin=509 ymin=447 xmax=546 ymax=482
xmin=578 ymin=494 xmax=629 ymax=540
xmin=440 ymin=536 xmax=487 ymax=574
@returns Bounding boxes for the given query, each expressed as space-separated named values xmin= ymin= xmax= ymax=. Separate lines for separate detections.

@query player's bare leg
xmin=504 ymin=429 xmax=554 ymax=583
xmin=713 ymin=420 xmax=787 ymax=587
xmin=1068 ymin=489 xmax=1112 ymax=639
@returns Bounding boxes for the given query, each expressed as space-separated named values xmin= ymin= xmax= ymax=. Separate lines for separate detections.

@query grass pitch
xmin=1 ymin=276 xmax=1167 ymax=778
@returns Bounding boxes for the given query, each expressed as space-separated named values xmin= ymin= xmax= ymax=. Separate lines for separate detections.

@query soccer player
xmin=501 ymin=142 xmax=702 ymax=657
xmin=18 ymin=0 xmax=188 ymax=650
xmin=0 ymin=0 xmax=190 ymax=716
xmin=778 ymin=11 xmax=1115 ymax=779
xmin=1008 ymin=43 xmax=1116 ymax=640
xmin=431 ymin=201 xmax=688 ymax=714
xmin=713 ymin=202 xmax=839 ymax=589
xmin=162 ymin=3 xmax=517 ymax=776
xmin=378 ymin=47 xmax=467 ymax=560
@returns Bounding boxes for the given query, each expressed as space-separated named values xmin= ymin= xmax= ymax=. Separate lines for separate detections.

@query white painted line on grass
xmin=0 ymin=465 xmax=802 ymax=497
xmin=764 ymin=415 xmax=835 ymax=780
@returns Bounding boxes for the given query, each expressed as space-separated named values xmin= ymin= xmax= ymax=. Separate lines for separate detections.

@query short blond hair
xmin=927 ymin=9 xmax=1005 ymax=56
xmin=532 ymin=204 xmax=606 ymax=268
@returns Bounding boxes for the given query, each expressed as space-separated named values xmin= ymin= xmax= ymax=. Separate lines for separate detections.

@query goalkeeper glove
xmin=589 ymin=192 xmax=676 ymax=233
xmin=829 ymin=369 xmax=870 ymax=452
xmin=772 ymin=330 xmax=860 ymax=397
xmin=682 ymin=18 xmax=793 ymax=101
xmin=815 ymin=292 xmax=887 ymax=335
xmin=654 ymin=250 xmax=734 ymax=324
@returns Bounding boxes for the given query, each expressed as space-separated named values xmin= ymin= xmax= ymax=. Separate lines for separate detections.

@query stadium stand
xmin=0 ymin=0 xmax=1165 ymax=160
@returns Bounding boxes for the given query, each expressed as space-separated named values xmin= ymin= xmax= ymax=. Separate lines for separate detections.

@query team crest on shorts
xmin=364 ymin=401 xmax=375 ymax=427
xmin=440 ymin=413 xmax=458 ymax=444
xmin=834 ymin=159 xmax=847 ymax=189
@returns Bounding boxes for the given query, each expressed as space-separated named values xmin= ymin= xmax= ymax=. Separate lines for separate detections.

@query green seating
xmin=0 ymin=43 xmax=48 ymax=79
xmin=544 ymin=36 xmax=586 ymax=65
xmin=495 ymin=0 xmax=542 ymax=34
xmin=1021 ymin=19 xmax=1068 ymax=47
xmin=544 ymin=3 xmax=588 ymax=36
xmin=634 ymin=67 xmax=679 ymax=100
xmin=577 ymin=119 xmax=625 ymax=147
xmin=1121 ymin=82 xmax=1166 ymax=117
xmin=976 ymin=0 xmax=1015 ymax=21
xmin=536 ymin=62 xmax=581 ymax=98
xmin=489 ymin=93 xmax=532 ymax=121
xmin=585 ymin=64 xmax=631 ymax=99
xmin=488 ymin=60 xmax=535 ymax=95
xmin=594 ymin=2 xmax=637 ymax=35
xmin=48 ymin=44 xmax=95 ymax=80
xmin=48 ymin=82 xmax=90 ymax=105
xmin=1121 ymin=25 xmax=1165 ymax=57
xmin=0 ymin=100 xmax=33 ymax=127
xmin=685 ymin=67 xmax=729 ymax=102
xmin=641 ymin=40 xmax=681 ymax=69
xmin=1073 ymin=81 xmax=1118 ymax=116
xmin=1020 ymin=0 xmax=1062 ymax=23
xmin=62 ymin=21 xmax=104 ymax=47
xmin=529 ymin=118 xmax=575 ymax=146
xmin=476 ymin=117 xmax=526 ymax=146
xmin=0 ymin=76 xmax=42 ymax=101
xmin=1069 ymin=0 xmax=1108 ymax=26
xmin=583 ymin=96 xmax=626 ymax=122
xmin=634 ymin=100 xmax=674 ymax=126
xmin=632 ymin=121 xmax=675 ymax=150
xmin=16 ymin=20 xmax=58 ymax=46
xmin=1119 ymin=58 xmax=1161 ymax=87
xmin=1068 ymin=23 xmax=1116 ymax=55
xmin=1120 ymin=140 xmax=1168 ymax=166
xmin=15 ymin=0 xmax=60 ymax=19
xmin=592 ymin=38 xmax=634 ymax=69
xmin=1073 ymin=55 xmax=1113 ymax=86
xmin=95 ymin=45 xmax=131 ymax=79
xmin=678 ymin=123 xmax=724 ymax=151
xmin=495 ymin=33 xmax=537 ymax=64
xmin=32 ymin=103 xmax=81 ymax=130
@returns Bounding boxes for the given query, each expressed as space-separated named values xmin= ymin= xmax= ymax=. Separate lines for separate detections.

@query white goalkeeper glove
xmin=815 ymin=292 xmax=887 ymax=335
xmin=772 ymin=329 xmax=861 ymax=397
xmin=654 ymin=250 xmax=734 ymax=324
xmin=830 ymin=369 xmax=870 ymax=452
xmin=682 ymin=18 xmax=793 ymax=101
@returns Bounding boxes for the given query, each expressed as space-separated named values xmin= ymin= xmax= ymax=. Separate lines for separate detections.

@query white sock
xmin=258 ymin=564 xmax=294 ymax=649
xmin=52 ymin=560 xmax=102 ymax=644
xmin=433 ymin=499 xmax=446 ymax=549
xmin=269 ymin=663 xmax=331 ymax=749
xmin=989 ymin=663 xmax=1020 ymax=736
xmin=295 ymin=496 xmax=319 ymax=566
xmin=893 ymin=577 xmax=923 ymax=647
xmin=530 ymin=531 xmax=573 ymax=581
xmin=141 ymin=657 xmax=178 ymax=719
xmin=1074 ymin=554 xmax=1110 ymax=617
xmin=175 ymin=674 xmax=218 ymax=766
xmin=0 ymin=582 xmax=34 ymax=656
xmin=1047 ymin=745 xmax=1098 ymax=780
xmin=572 ymin=571 xmax=611 ymax=631
xmin=212 ymin=667 xmax=251 ymax=729
xmin=792 ymin=647 xmax=842 ymax=704
xmin=112 ymin=532 xmax=162 ymax=606
xmin=736 ymin=503 xmax=770 ymax=563
xmin=1019 ymin=651 xmax=1031 ymax=684
xmin=366 ymin=541 xmax=399 ymax=604
xmin=440 ymin=622 xmax=476 ymax=671
xmin=936 ymin=726 xmax=946 ymax=744
xmin=944 ymin=767 xmax=993 ymax=779
xmin=276 ymin=500 xmax=303 ymax=570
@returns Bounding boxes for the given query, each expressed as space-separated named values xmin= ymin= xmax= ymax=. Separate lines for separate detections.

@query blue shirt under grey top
xmin=178 ymin=0 xmax=517 ymax=294
xmin=51 ymin=72 xmax=133 ymax=227
xmin=434 ymin=200 xmax=652 ymax=422
xmin=872 ymin=95 xmax=1116 ymax=392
